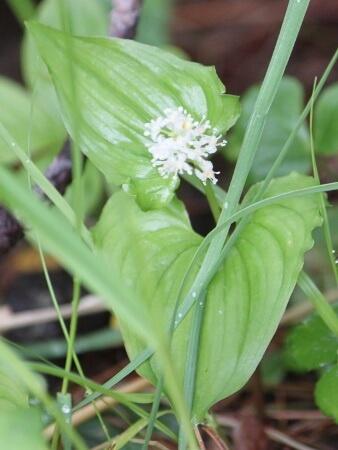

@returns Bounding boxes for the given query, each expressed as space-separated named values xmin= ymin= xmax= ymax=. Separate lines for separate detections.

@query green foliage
xmin=225 ymin=77 xmax=310 ymax=183
xmin=20 ymin=0 xmax=108 ymax=144
xmin=22 ymin=0 xmax=108 ymax=88
xmin=285 ymin=303 xmax=338 ymax=422
xmin=0 ymin=409 xmax=47 ymax=450
xmin=93 ymin=172 xmax=322 ymax=422
xmin=284 ymin=303 xmax=338 ymax=371
xmin=136 ymin=0 xmax=173 ymax=46
xmin=0 ymin=77 xmax=64 ymax=165
xmin=315 ymin=364 xmax=338 ymax=423
xmin=0 ymin=364 xmax=29 ymax=410
xmin=314 ymin=83 xmax=338 ymax=155
xmin=27 ymin=23 xmax=240 ymax=210
xmin=1 ymin=0 xmax=337 ymax=446
xmin=0 ymin=345 xmax=48 ymax=450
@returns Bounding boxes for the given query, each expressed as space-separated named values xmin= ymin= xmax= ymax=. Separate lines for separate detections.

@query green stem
xmin=179 ymin=291 xmax=206 ymax=450
xmin=61 ymin=280 xmax=82 ymax=394
xmin=0 ymin=122 xmax=92 ymax=247
xmin=309 ymin=80 xmax=338 ymax=284
xmin=219 ymin=0 xmax=311 ymax=232
xmin=141 ymin=377 xmax=165 ymax=450
xmin=298 ymin=272 xmax=338 ymax=337
xmin=205 ymin=181 xmax=221 ymax=222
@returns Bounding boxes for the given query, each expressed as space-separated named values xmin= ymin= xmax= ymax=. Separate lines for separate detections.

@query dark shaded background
xmin=1 ymin=1 xmax=337 ymax=94
xmin=172 ymin=0 xmax=338 ymax=96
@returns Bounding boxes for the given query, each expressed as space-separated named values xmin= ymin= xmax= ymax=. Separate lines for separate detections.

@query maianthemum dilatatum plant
xmin=1 ymin=0 xmax=338 ymax=449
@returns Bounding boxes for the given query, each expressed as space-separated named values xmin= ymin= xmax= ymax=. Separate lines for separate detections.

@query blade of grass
xmin=0 ymin=163 xmax=197 ymax=447
xmin=176 ymin=44 xmax=338 ymax=326
xmin=0 ymin=340 xmax=88 ymax=450
xmin=29 ymin=362 xmax=177 ymax=441
xmin=298 ymin=271 xmax=338 ymax=336
xmin=0 ymin=122 xmax=92 ymax=248
xmin=72 ymin=180 xmax=338 ymax=413
xmin=309 ymin=79 xmax=338 ymax=284
xmin=178 ymin=2 xmax=314 ymax=440
xmin=0 ymin=165 xmax=153 ymax=344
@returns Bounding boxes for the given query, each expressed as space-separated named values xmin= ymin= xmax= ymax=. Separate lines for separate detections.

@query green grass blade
xmin=177 ymin=3 xmax=312 ymax=431
xmin=298 ymin=272 xmax=338 ymax=337
xmin=0 ymin=166 xmax=154 ymax=345
xmin=0 ymin=122 xmax=92 ymax=247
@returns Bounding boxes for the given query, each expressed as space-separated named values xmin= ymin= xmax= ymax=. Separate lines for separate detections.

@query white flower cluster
xmin=144 ymin=107 xmax=226 ymax=184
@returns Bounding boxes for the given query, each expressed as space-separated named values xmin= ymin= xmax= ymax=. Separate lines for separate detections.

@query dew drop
xmin=199 ymin=302 xmax=203 ymax=307
xmin=178 ymin=313 xmax=182 ymax=318
xmin=224 ymin=201 xmax=229 ymax=210
xmin=219 ymin=310 xmax=223 ymax=315
xmin=192 ymin=292 xmax=197 ymax=298
xmin=61 ymin=404 xmax=71 ymax=414
xmin=29 ymin=397 xmax=40 ymax=407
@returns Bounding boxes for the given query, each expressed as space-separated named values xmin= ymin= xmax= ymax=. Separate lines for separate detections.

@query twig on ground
xmin=216 ymin=415 xmax=319 ymax=450
xmin=109 ymin=0 xmax=144 ymax=38
xmin=0 ymin=206 xmax=24 ymax=256
xmin=33 ymin=141 xmax=73 ymax=200
xmin=0 ymin=295 xmax=106 ymax=334
xmin=0 ymin=141 xmax=73 ymax=256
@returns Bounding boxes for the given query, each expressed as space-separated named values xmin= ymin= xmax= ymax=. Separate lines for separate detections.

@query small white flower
xmin=144 ymin=107 xmax=226 ymax=184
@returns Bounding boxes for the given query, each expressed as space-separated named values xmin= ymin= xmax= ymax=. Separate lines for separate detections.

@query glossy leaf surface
xmin=28 ymin=23 xmax=240 ymax=210
xmin=93 ymin=173 xmax=322 ymax=421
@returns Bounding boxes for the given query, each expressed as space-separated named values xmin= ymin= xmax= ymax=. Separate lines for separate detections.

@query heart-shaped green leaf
xmin=27 ymin=23 xmax=240 ymax=210
xmin=93 ymin=172 xmax=322 ymax=422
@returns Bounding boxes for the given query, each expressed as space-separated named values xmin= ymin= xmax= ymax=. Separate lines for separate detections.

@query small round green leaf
xmin=27 ymin=22 xmax=240 ymax=210
xmin=284 ymin=303 xmax=338 ymax=371
xmin=315 ymin=364 xmax=338 ymax=423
